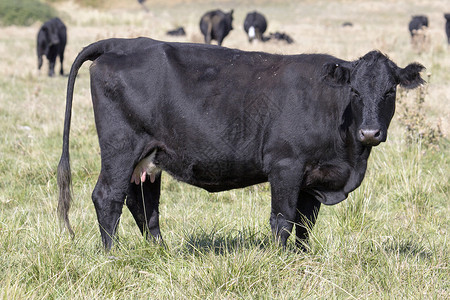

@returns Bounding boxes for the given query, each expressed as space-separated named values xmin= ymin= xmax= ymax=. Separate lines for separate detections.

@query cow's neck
xmin=310 ymin=101 xmax=373 ymax=205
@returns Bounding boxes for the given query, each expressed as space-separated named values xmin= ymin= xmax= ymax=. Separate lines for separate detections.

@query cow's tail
xmin=57 ymin=40 xmax=110 ymax=238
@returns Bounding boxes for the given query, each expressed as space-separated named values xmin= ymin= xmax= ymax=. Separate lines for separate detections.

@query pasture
xmin=0 ymin=0 xmax=449 ymax=298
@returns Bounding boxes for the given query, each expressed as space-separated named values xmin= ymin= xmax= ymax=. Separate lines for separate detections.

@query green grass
xmin=0 ymin=0 xmax=57 ymax=26
xmin=0 ymin=0 xmax=449 ymax=298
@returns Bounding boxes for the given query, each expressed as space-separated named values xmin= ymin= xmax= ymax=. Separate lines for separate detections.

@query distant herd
xmin=37 ymin=9 xmax=450 ymax=77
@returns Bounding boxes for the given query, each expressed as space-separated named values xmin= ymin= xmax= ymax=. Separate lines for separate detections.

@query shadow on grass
xmin=181 ymin=226 xmax=275 ymax=255
xmin=382 ymin=239 xmax=433 ymax=260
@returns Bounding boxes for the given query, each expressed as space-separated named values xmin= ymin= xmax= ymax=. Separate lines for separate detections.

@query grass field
xmin=0 ymin=0 xmax=449 ymax=298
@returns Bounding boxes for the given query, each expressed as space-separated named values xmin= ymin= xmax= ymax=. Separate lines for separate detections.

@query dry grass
xmin=0 ymin=0 xmax=448 ymax=298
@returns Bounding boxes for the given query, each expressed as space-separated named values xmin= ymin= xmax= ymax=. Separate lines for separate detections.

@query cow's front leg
xmin=48 ymin=59 xmax=56 ymax=77
xmin=126 ymin=174 xmax=164 ymax=245
xmin=269 ymin=165 xmax=303 ymax=248
xmin=47 ymin=47 xmax=57 ymax=77
xmin=47 ymin=52 xmax=57 ymax=77
xmin=37 ymin=55 xmax=43 ymax=71
xmin=295 ymin=191 xmax=321 ymax=251
xmin=59 ymin=52 xmax=64 ymax=75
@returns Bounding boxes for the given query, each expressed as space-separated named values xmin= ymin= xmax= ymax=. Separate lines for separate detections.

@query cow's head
xmin=42 ymin=23 xmax=60 ymax=47
xmin=226 ymin=9 xmax=234 ymax=31
xmin=323 ymin=50 xmax=425 ymax=146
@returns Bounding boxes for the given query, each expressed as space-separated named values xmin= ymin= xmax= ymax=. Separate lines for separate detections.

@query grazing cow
xmin=243 ymin=11 xmax=267 ymax=42
xmin=37 ymin=17 xmax=67 ymax=77
xmin=409 ymin=15 xmax=429 ymax=52
xmin=342 ymin=22 xmax=353 ymax=27
xmin=57 ymin=38 xmax=425 ymax=251
xmin=268 ymin=32 xmax=294 ymax=44
xmin=408 ymin=15 xmax=428 ymax=37
xmin=199 ymin=9 xmax=233 ymax=46
xmin=166 ymin=27 xmax=186 ymax=36
xmin=445 ymin=14 xmax=450 ymax=44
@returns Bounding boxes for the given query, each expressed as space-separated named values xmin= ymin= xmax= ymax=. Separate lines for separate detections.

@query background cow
xmin=445 ymin=13 xmax=450 ymax=44
xmin=408 ymin=15 xmax=428 ymax=37
xmin=267 ymin=31 xmax=294 ymax=44
xmin=243 ymin=11 xmax=267 ymax=42
xmin=37 ymin=17 xmax=67 ymax=77
xmin=57 ymin=38 xmax=424 ymax=251
xmin=408 ymin=15 xmax=428 ymax=52
xmin=166 ymin=27 xmax=186 ymax=36
xmin=199 ymin=9 xmax=233 ymax=46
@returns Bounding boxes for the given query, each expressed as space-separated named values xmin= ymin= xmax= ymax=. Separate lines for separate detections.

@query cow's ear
xmin=230 ymin=9 xmax=234 ymax=16
xmin=322 ymin=62 xmax=351 ymax=86
xmin=397 ymin=63 xmax=425 ymax=89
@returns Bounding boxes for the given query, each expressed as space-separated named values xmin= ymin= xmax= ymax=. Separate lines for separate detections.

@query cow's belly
xmin=153 ymin=147 xmax=267 ymax=192
xmin=190 ymin=161 xmax=267 ymax=192
xmin=164 ymin=159 xmax=267 ymax=192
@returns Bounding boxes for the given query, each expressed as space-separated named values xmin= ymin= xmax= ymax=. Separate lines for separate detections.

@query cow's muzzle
xmin=358 ymin=128 xmax=383 ymax=146
xmin=50 ymin=37 xmax=60 ymax=46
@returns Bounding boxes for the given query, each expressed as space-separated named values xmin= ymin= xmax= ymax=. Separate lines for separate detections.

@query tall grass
xmin=0 ymin=0 xmax=449 ymax=298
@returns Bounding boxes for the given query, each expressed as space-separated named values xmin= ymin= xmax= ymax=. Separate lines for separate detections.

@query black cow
xmin=57 ymin=38 xmax=424 ymax=251
xmin=408 ymin=15 xmax=428 ymax=37
xmin=199 ymin=9 xmax=233 ymax=46
xmin=37 ymin=17 xmax=67 ymax=77
xmin=267 ymin=32 xmax=294 ymax=44
xmin=166 ymin=27 xmax=186 ymax=36
xmin=445 ymin=14 xmax=450 ymax=44
xmin=243 ymin=11 xmax=267 ymax=42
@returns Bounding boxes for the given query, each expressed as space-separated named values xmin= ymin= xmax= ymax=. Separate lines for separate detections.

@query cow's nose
xmin=359 ymin=129 xmax=382 ymax=146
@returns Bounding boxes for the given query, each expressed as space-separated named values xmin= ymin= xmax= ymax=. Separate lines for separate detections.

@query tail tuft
xmin=57 ymin=153 xmax=74 ymax=238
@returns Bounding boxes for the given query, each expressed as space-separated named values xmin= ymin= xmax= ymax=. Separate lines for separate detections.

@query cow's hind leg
xmin=256 ymin=28 xmax=262 ymax=41
xmin=216 ymin=34 xmax=224 ymax=46
xmin=92 ymin=139 xmax=138 ymax=250
xmin=92 ymin=170 xmax=130 ymax=250
xmin=126 ymin=174 xmax=163 ymax=244
xmin=295 ymin=191 xmax=321 ymax=251
xmin=204 ymin=34 xmax=212 ymax=44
